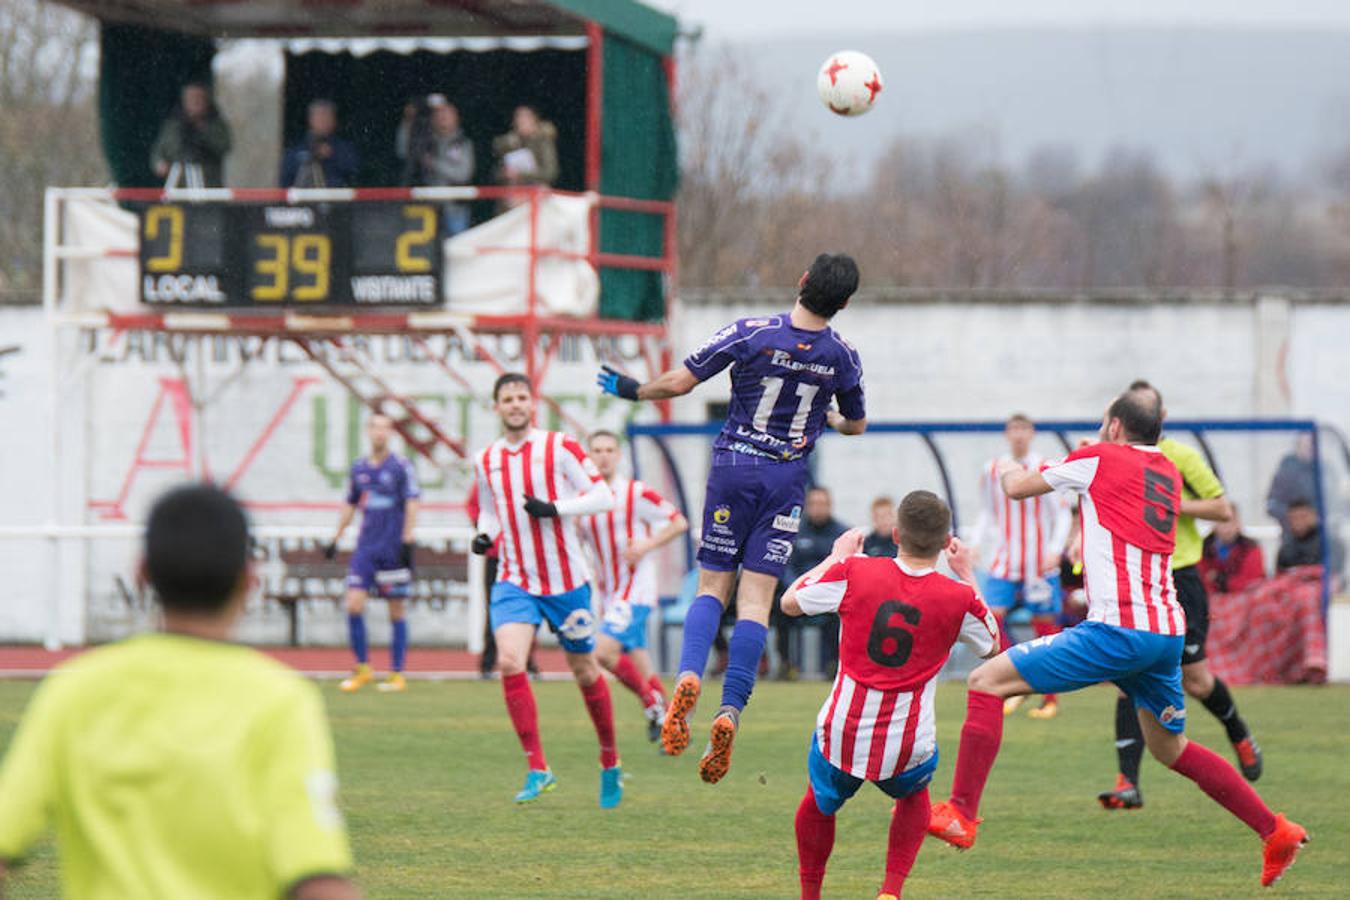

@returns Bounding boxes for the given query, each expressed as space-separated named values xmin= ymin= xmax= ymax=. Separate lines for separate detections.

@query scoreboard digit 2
xmin=138 ymin=202 xmax=443 ymax=308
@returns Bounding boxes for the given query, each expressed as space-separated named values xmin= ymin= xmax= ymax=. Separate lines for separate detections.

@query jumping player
xmin=471 ymin=373 xmax=624 ymax=807
xmin=927 ymin=390 xmax=1308 ymax=887
xmin=1098 ymin=380 xmax=1262 ymax=810
xmin=581 ymin=430 xmax=689 ymax=741
xmin=782 ymin=492 xmax=999 ymax=900
xmin=970 ymin=413 xmax=1071 ymax=718
xmin=598 ymin=253 xmax=867 ymax=783
xmin=326 ymin=412 xmax=420 ymax=693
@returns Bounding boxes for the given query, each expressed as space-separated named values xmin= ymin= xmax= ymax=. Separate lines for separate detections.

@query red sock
xmin=795 ymin=787 xmax=835 ymax=900
xmin=611 ymin=654 xmax=654 ymax=707
xmin=1170 ymin=741 xmax=1277 ymax=837
xmin=994 ymin=613 xmax=1013 ymax=651
xmin=1032 ymin=621 xmax=1060 ymax=703
xmin=647 ymin=674 xmax=666 ymax=705
xmin=580 ymin=677 xmax=620 ymax=768
xmin=949 ymin=690 xmax=1005 ymax=820
xmin=882 ymin=787 xmax=930 ymax=896
xmin=502 ymin=672 xmax=547 ymax=770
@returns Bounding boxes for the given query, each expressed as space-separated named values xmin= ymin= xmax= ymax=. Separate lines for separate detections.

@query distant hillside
xmin=726 ymin=27 xmax=1350 ymax=180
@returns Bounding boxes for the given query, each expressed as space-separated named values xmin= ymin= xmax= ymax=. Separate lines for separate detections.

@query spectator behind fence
xmin=863 ymin=495 xmax=898 ymax=557
xmin=1276 ymin=499 xmax=1345 ymax=580
xmin=492 ymin=105 xmax=559 ymax=206
xmin=281 ymin=99 xmax=360 ymax=188
xmin=150 ymin=82 xmax=232 ymax=188
xmin=407 ymin=95 xmax=475 ymax=237
xmin=1266 ymin=435 xmax=1318 ymax=539
xmin=1199 ymin=506 xmax=1266 ymax=595
xmin=772 ymin=486 xmax=847 ymax=680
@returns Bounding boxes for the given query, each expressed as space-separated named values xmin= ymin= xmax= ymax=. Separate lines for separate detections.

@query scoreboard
xmin=137 ymin=202 xmax=443 ymax=308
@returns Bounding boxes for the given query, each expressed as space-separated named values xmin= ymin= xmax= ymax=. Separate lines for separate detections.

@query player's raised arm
xmin=997 ymin=457 xmax=1056 ymax=500
xmin=597 ymin=364 xmax=699 ymax=402
xmin=623 ymin=486 xmax=689 ymax=566
xmin=522 ymin=436 xmax=615 ymax=519
xmin=781 ymin=528 xmax=865 ymax=615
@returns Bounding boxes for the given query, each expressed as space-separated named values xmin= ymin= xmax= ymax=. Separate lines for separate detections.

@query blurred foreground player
xmin=927 ymin=391 xmax=1308 ymax=887
xmin=327 ymin=413 xmax=420 ymax=692
xmin=599 ymin=253 xmax=867 ymax=783
xmin=0 ymin=485 xmax=357 ymax=899
xmin=782 ymin=493 xmax=999 ymax=900
xmin=970 ymin=413 xmax=1071 ymax=719
xmin=582 ymin=430 xmax=689 ymax=742
xmin=1099 ymin=380 xmax=1262 ymax=811
xmin=472 ymin=373 xmax=624 ymax=807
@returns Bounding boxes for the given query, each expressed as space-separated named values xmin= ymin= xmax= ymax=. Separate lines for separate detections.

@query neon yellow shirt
xmin=1159 ymin=437 xmax=1225 ymax=570
xmin=0 ymin=633 xmax=352 ymax=899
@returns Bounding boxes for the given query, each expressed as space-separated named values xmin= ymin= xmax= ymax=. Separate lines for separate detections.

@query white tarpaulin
xmin=60 ymin=193 xmax=599 ymax=317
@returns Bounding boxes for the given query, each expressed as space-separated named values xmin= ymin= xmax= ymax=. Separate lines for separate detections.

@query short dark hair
xmin=871 ymin=495 xmax=894 ymax=509
xmin=897 ymin=491 xmax=951 ymax=557
xmin=798 ymin=253 xmax=859 ymax=318
xmin=492 ymin=372 xmax=532 ymax=401
xmin=588 ymin=429 xmax=620 ymax=446
xmin=144 ymin=484 xmax=250 ymax=613
xmin=1106 ymin=390 xmax=1164 ymax=444
xmin=1287 ymin=498 xmax=1316 ymax=513
xmin=806 ymin=486 xmax=831 ymax=498
xmin=1006 ymin=413 xmax=1033 ymax=428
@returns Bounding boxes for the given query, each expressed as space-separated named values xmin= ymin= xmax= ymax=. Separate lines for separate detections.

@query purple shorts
xmin=697 ymin=454 xmax=807 ymax=578
xmin=347 ymin=547 xmax=411 ymax=599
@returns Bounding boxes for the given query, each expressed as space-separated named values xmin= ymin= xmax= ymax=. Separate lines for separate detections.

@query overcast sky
xmin=648 ymin=0 xmax=1350 ymax=38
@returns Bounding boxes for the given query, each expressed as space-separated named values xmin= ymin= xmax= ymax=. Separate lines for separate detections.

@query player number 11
xmin=753 ymin=377 xmax=820 ymax=440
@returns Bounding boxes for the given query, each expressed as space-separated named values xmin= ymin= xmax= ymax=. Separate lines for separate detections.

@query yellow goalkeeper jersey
xmin=1159 ymin=437 xmax=1226 ymax=570
xmin=0 ymin=633 xmax=352 ymax=899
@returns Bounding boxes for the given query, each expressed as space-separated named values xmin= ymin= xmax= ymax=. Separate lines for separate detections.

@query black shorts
xmin=1173 ymin=565 xmax=1209 ymax=665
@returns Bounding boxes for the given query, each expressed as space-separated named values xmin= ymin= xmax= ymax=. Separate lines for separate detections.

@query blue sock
xmin=348 ymin=613 xmax=368 ymax=665
xmin=721 ymin=620 xmax=768 ymax=712
xmin=391 ymin=619 xmax=408 ymax=673
xmin=677 ymin=594 xmax=726 ymax=678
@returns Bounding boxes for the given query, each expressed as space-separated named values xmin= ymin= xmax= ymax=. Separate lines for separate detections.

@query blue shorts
xmin=980 ymin=572 xmax=1062 ymax=616
xmin=806 ymin=733 xmax=938 ymax=816
xmin=490 ymin=581 xmax=597 ymax=654
xmin=347 ymin=549 xmax=411 ymax=599
xmin=1010 ymin=620 xmax=1187 ymax=733
xmin=697 ymin=457 xmax=807 ymax=579
xmin=600 ymin=602 xmax=652 ymax=652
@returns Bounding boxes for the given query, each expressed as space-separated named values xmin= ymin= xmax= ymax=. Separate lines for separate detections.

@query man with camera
xmin=281 ymin=99 xmax=360 ymax=188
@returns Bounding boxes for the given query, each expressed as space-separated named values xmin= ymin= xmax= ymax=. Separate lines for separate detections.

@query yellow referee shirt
xmin=1158 ymin=437 xmax=1226 ymax=570
xmin=0 ymin=633 xmax=352 ymax=899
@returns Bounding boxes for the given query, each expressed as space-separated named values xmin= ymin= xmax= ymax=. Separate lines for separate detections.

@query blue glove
xmin=596 ymin=365 xmax=640 ymax=401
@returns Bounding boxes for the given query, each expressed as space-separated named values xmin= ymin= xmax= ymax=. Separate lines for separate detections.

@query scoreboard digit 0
xmin=137 ymin=202 xmax=443 ymax=308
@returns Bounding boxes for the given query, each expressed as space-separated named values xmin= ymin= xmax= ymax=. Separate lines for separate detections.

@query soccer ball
xmin=817 ymin=50 xmax=883 ymax=117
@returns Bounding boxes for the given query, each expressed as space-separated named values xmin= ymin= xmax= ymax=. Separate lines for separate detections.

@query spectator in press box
xmin=492 ymin=105 xmax=559 ymax=207
xmin=150 ymin=82 xmax=232 ymax=188
xmin=281 ymin=99 xmax=360 ymax=189
xmin=406 ymin=95 xmax=476 ymax=237
xmin=1276 ymin=499 xmax=1345 ymax=582
xmin=1199 ymin=506 xmax=1266 ymax=595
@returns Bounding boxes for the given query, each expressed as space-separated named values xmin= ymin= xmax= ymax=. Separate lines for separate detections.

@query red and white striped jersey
xmin=1041 ymin=443 xmax=1185 ymax=636
xmin=581 ymin=478 xmax=682 ymax=609
xmin=795 ymin=556 xmax=999 ymax=780
xmin=975 ymin=454 xmax=1072 ymax=581
xmin=475 ymin=429 xmax=610 ymax=596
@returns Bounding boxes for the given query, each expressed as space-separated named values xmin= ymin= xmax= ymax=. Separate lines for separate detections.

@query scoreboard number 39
xmin=138 ymin=202 xmax=444 ymax=308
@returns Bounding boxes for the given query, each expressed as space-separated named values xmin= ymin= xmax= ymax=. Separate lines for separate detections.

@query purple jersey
xmin=684 ymin=315 xmax=865 ymax=463
xmin=347 ymin=454 xmax=420 ymax=555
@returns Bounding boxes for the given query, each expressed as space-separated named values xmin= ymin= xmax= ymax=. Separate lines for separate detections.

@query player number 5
xmin=867 ymin=600 xmax=922 ymax=668
xmin=1142 ymin=469 xmax=1176 ymax=534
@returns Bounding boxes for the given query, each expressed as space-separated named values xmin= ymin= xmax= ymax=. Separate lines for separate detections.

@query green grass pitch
xmin=2 ymin=678 xmax=1347 ymax=897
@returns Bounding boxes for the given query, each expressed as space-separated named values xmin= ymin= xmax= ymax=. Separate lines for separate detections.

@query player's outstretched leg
xmin=378 ymin=601 xmax=409 ymax=693
xmin=571 ymin=653 xmax=623 ymax=809
xmin=1140 ymin=711 xmax=1307 ymax=886
xmin=1099 ymin=693 xmax=1145 ymax=810
xmin=879 ymin=787 xmax=931 ymax=900
xmin=340 ymin=589 xmax=373 ymax=692
xmin=795 ymin=786 xmax=836 ymax=900
xmin=662 ymin=574 xmax=730 ymax=755
xmin=699 ymin=572 xmax=774 ymax=783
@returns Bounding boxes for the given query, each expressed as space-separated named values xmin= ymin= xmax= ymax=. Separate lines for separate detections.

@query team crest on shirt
xmin=772 ymin=504 xmax=802 ymax=533
xmin=713 ymin=505 xmax=732 ymax=525
xmin=559 ymin=608 xmax=597 ymax=641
